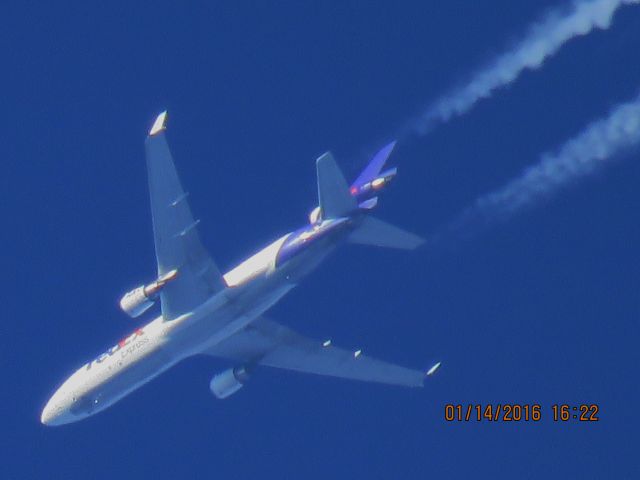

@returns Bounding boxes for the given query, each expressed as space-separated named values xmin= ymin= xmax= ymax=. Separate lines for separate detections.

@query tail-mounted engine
xmin=209 ymin=366 xmax=250 ymax=399
xmin=119 ymin=269 xmax=178 ymax=318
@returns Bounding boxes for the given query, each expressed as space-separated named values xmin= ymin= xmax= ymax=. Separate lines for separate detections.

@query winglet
xmin=149 ymin=111 xmax=168 ymax=136
xmin=426 ymin=361 xmax=441 ymax=376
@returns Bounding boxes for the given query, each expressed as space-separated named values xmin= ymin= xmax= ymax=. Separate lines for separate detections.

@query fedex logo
xmin=85 ymin=328 xmax=145 ymax=371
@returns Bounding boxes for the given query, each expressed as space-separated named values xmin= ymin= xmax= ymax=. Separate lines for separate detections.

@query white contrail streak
xmin=405 ymin=0 xmax=639 ymax=138
xmin=430 ymin=93 xmax=640 ymax=246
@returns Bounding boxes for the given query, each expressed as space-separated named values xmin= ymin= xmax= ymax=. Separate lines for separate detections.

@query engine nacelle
xmin=308 ymin=206 xmax=322 ymax=225
xmin=209 ymin=366 xmax=250 ymax=399
xmin=119 ymin=269 xmax=178 ymax=318
xmin=119 ymin=286 xmax=155 ymax=318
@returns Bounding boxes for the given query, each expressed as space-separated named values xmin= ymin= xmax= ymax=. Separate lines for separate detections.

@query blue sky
xmin=2 ymin=1 xmax=639 ymax=478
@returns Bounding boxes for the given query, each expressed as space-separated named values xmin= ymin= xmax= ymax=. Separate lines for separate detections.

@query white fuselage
xmin=41 ymin=221 xmax=346 ymax=426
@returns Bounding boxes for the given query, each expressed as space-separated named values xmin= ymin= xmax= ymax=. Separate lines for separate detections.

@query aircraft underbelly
xmin=182 ymin=282 xmax=297 ymax=355
xmin=76 ymin=347 xmax=177 ymax=417
xmin=78 ymin=282 xmax=295 ymax=417
xmin=72 ymin=240 xmax=337 ymax=419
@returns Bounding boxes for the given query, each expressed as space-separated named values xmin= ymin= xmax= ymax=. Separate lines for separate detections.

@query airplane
xmin=41 ymin=111 xmax=437 ymax=426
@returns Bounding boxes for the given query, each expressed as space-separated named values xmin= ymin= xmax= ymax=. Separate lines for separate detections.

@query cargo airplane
xmin=41 ymin=112 xmax=437 ymax=426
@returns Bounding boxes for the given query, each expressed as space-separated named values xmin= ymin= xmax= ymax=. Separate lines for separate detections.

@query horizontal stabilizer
xmin=316 ymin=152 xmax=357 ymax=218
xmin=349 ymin=216 xmax=424 ymax=250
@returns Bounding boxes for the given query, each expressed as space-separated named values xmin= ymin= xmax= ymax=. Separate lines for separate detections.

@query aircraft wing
xmin=145 ymin=112 xmax=225 ymax=320
xmin=204 ymin=317 xmax=425 ymax=387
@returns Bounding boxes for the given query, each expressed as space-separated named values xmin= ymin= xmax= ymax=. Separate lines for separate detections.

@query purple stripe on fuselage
xmin=276 ymin=218 xmax=350 ymax=266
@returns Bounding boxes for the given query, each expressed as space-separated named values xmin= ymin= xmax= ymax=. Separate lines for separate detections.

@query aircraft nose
xmin=40 ymin=403 xmax=54 ymax=425
xmin=41 ymin=394 xmax=76 ymax=426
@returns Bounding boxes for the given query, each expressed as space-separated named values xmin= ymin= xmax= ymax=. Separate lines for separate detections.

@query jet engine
xmin=119 ymin=269 xmax=178 ymax=318
xmin=209 ymin=366 xmax=250 ymax=399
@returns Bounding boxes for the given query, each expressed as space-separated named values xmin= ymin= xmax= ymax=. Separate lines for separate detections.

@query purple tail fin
xmin=351 ymin=141 xmax=397 ymax=188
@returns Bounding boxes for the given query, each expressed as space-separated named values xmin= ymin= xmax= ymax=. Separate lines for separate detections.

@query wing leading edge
xmin=204 ymin=317 xmax=425 ymax=388
xmin=145 ymin=112 xmax=225 ymax=320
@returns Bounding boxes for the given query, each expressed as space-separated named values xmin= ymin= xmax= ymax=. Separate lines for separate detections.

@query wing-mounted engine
xmin=119 ymin=269 xmax=178 ymax=318
xmin=209 ymin=366 xmax=250 ymax=399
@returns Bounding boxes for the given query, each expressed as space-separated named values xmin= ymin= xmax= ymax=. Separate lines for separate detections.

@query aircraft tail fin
xmin=316 ymin=152 xmax=357 ymax=219
xmin=351 ymin=141 xmax=397 ymax=189
xmin=349 ymin=216 xmax=424 ymax=250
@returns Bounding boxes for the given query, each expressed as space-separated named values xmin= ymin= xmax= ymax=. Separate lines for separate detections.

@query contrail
xmin=402 ymin=0 xmax=639 ymax=138
xmin=429 ymin=92 xmax=640 ymax=247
